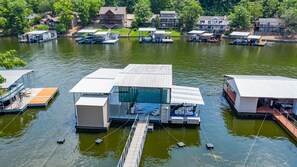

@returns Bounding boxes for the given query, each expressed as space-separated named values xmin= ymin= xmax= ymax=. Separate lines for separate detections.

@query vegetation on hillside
xmin=0 ymin=0 xmax=296 ymax=35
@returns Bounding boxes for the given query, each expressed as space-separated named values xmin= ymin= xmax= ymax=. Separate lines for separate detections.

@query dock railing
xmin=273 ymin=108 xmax=297 ymax=136
xmin=135 ymin=114 xmax=150 ymax=166
xmin=117 ymin=114 xmax=139 ymax=167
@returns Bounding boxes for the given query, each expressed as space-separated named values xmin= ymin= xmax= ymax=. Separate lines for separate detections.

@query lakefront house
xmin=96 ymin=6 xmax=127 ymax=28
xmin=255 ymin=18 xmax=284 ymax=34
xmin=196 ymin=16 xmax=229 ymax=32
xmin=159 ymin=11 xmax=179 ymax=29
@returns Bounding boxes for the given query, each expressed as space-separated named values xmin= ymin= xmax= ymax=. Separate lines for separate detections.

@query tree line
xmin=0 ymin=0 xmax=296 ymax=35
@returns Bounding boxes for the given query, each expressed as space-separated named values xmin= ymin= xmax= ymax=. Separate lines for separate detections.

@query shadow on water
xmin=222 ymin=108 xmax=297 ymax=144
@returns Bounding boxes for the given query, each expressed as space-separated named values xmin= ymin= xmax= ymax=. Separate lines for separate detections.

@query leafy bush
xmin=36 ymin=24 xmax=49 ymax=30
xmin=54 ymin=24 xmax=67 ymax=34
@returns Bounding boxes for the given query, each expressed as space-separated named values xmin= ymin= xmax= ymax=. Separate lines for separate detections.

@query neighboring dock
xmin=1 ymin=87 xmax=58 ymax=113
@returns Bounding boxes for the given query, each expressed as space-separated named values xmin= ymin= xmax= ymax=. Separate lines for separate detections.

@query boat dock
xmin=118 ymin=115 xmax=149 ymax=167
xmin=1 ymin=87 xmax=58 ymax=113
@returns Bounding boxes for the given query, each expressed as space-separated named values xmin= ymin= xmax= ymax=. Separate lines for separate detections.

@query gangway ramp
xmin=117 ymin=115 xmax=149 ymax=167
xmin=272 ymin=109 xmax=297 ymax=140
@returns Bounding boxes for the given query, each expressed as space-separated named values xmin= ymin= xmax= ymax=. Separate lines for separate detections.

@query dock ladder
xmin=117 ymin=114 xmax=150 ymax=167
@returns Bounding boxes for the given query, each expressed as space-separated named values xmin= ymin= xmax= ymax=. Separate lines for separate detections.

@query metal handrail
xmin=273 ymin=108 xmax=297 ymax=130
xmin=0 ymin=83 xmax=24 ymax=101
xmin=117 ymin=114 xmax=139 ymax=167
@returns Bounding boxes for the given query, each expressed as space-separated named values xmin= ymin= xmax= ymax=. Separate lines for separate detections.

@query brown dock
xmin=28 ymin=88 xmax=58 ymax=107
xmin=272 ymin=109 xmax=297 ymax=140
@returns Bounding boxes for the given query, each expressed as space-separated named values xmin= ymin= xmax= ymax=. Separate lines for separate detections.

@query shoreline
xmin=2 ymin=35 xmax=297 ymax=43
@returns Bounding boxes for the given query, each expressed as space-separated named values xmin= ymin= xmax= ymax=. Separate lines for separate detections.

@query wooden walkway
xmin=272 ymin=109 xmax=297 ymax=139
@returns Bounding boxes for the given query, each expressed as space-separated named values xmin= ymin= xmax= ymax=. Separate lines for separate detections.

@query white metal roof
xmin=171 ymin=85 xmax=204 ymax=105
xmin=94 ymin=31 xmax=109 ymax=35
xmin=225 ymin=75 xmax=297 ymax=99
xmin=188 ymin=30 xmax=205 ymax=34
xmin=230 ymin=31 xmax=250 ymax=36
xmin=138 ymin=28 xmax=156 ymax=32
xmin=26 ymin=31 xmax=48 ymax=35
xmin=77 ymin=29 xmax=98 ymax=33
xmin=247 ymin=35 xmax=262 ymax=39
xmin=201 ymin=33 xmax=214 ymax=37
xmin=75 ymin=96 xmax=108 ymax=106
xmin=115 ymin=64 xmax=172 ymax=88
xmin=155 ymin=30 xmax=166 ymax=34
xmin=85 ymin=68 xmax=122 ymax=79
xmin=122 ymin=64 xmax=172 ymax=74
xmin=70 ymin=78 xmax=114 ymax=94
xmin=0 ymin=70 xmax=33 ymax=88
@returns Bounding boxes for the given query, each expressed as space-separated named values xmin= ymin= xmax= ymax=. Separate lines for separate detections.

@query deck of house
xmin=1 ymin=87 xmax=58 ymax=113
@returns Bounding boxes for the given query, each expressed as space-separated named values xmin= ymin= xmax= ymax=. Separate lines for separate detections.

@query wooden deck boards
xmin=272 ymin=110 xmax=297 ymax=139
xmin=28 ymin=88 xmax=58 ymax=106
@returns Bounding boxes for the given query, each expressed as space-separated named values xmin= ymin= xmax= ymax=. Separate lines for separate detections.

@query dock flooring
xmin=2 ymin=87 xmax=58 ymax=113
xmin=272 ymin=110 xmax=297 ymax=139
xmin=123 ymin=122 xmax=148 ymax=167
xmin=28 ymin=88 xmax=58 ymax=106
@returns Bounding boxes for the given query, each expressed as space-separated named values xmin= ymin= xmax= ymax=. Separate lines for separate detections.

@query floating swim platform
xmin=28 ymin=88 xmax=58 ymax=107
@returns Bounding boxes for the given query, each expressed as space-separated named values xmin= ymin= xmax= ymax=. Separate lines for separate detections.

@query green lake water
xmin=0 ymin=38 xmax=297 ymax=167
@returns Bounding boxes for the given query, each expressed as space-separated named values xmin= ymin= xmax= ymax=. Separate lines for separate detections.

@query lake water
xmin=0 ymin=38 xmax=297 ymax=167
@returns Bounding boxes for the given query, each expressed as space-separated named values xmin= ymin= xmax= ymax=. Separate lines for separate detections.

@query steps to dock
xmin=117 ymin=115 xmax=149 ymax=167
xmin=272 ymin=109 xmax=297 ymax=139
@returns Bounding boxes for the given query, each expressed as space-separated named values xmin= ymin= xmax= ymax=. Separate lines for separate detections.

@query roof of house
xmin=225 ymin=75 xmax=297 ymax=99
xmin=99 ymin=7 xmax=126 ymax=15
xmin=0 ymin=70 xmax=33 ymax=89
xmin=160 ymin=11 xmax=176 ymax=14
xmin=258 ymin=18 xmax=282 ymax=23
xmin=199 ymin=16 xmax=226 ymax=20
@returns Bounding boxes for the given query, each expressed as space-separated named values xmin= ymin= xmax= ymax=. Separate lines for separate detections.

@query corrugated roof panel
xmin=70 ymin=78 xmax=114 ymax=93
xmin=171 ymin=85 xmax=204 ymax=105
xmin=0 ymin=70 xmax=33 ymax=88
xmin=85 ymin=68 xmax=122 ymax=79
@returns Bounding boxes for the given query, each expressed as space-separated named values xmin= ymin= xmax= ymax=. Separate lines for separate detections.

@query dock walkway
xmin=118 ymin=115 xmax=149 ymax=167
xmin=272 ymin=109 xmax=297 ymax=139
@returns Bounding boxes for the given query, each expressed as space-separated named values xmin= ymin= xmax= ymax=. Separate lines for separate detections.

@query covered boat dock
xmin=223 ymin=75 xmax=297 ymax=140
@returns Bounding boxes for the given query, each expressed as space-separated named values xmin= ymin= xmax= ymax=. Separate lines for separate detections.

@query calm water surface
xmin=0 ymin=38 xmax=297 ymax=167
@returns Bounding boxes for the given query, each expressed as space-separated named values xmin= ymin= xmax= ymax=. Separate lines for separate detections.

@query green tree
xmin=228 ymin=4 xmax=251 ymax=30
xmin=54 ymin=0 xmax=73 ymax=29
xmin=73 ymin=0 xmax=103 ymax=26
xmin=36 ymin=24 xmax=49 ymax=30
xmin=239 ymin=0 xmax=262 ymax=21
xmin=0 ymin=50 xmax=27 ymax=85
xmin=134 ymin=0 xmax=152 ymax=26
xmin=261 ymin=0 xmax=280 ymax=18
xmin=150 ymin=0 xmax=170 ymax=14
xmin=38 ymin=0 xmax=56 ymax=13
xmin=54 ymin=24 xmax=67 ymax=34
xmin=279 ymin=0 xmax=297 ymax=35
xmin=0 ymin=0 xmax=31 ymax=35
xmin=26 ymin=0 xmax=40 ymax=13
xmin=179 ymin=0 xmax=203 ymax=32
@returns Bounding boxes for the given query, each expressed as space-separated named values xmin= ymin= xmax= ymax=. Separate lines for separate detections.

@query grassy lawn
xmin=89 ymin=28 xmax=181 ymax=37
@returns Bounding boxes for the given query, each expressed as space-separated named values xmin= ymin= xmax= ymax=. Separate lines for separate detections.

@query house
xmin=223 ymin=75 xmax=297 ymax=116
xmin=41 ymin=13 xmax=80 ymax=29
xmin=196 ymin=16 xmax=229 ymax=32
xmin=255 ymin=18 xmax=284 ymax=33
xmin=70 ymin=64 xmax=204 ymax=131
xmin=96 ymin=6 xmax=127 ymax=28
xmin=159 ymin=11 xmax=179 ymax=29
